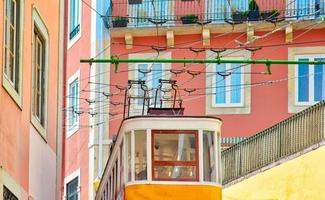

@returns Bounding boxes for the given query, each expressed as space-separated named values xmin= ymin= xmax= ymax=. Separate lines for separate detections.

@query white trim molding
xmin=288 ymin=46 xmax=325 ymax=113
xmin=206 ymin=50 xmax=251 ymax=115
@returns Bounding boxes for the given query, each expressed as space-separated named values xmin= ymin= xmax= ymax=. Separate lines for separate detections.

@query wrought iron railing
xmin=221 ymin=100 xmax=325 ymax=185
xmin=108 ymin=0 xmax=325 ymax=28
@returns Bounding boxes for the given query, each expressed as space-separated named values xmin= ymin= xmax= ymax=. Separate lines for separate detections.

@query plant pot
xmin=180 ymin=15 xmax=198 ymax=24
xmin=231 ymin=12 xmax=247 ymax=23
xmin=112 ymin=20 xmax=128 ymax=27
xmin=261 ymin=10 xmax=279 ymax=20
xmin=128 ymin=0 xmax=142 ymax=4
xmin=248 ymin=10 xmax=260 ymax=21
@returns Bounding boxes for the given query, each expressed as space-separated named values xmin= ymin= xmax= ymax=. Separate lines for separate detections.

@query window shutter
xmin=297 ymin=58 xmax=309 ymax=102
xmin=215 ymin=63 xmax=226 ymax=104
xmin=230 ymin=64 xmax=241 ymax=104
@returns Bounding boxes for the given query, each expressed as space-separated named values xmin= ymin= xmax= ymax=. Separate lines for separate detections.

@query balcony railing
xmin=109 ymin=0 xmax=325 ymax=28
xmin=221 ymin=100 xmax=325 ymax=185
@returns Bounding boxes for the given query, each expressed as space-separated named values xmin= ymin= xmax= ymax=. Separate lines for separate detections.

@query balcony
xmin=109 ymin=0 xmax=325 ymax=29
xmin=221 ymin=100 xmax=325 ymax=185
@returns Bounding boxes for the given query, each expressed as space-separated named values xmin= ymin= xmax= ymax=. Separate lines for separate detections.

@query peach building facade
xmin=0 ymin=0 xmax=64 ymax=199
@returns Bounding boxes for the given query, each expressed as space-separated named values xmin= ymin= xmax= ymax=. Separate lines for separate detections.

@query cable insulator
xmin=85 ymin=98 xmax=96 ymax=104
xmin=184 ymin=88 xmax=197 ymax=95
xmin=74 ymin=110 xmax=84 ymax=115
xmin=217 ymin=71 xmax=231 ymax=78
xmin=88 ymin=111 xmax=98 ymax=117
xmin=115 ymin=85 xmax=127 ymax=91
xmin=102 ymin=92 xmax=113 ymax=98
xmin=170 ymin=69 xmax=185 ymax=76
xmin=187 ymin=70 xmax=201 ymax=78
xmin=189 ymin=47 xmax=206 ymax=53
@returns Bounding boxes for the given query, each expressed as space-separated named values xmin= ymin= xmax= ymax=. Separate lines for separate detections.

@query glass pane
xmin=10 ymin=0 xmax=15 ymax=26
xmin=126 ymin=132 xmax=131 ymax=182
xmin=137 ymin=64 xmax=147 ymax=106
xmin=230 ymin=65 xmax=241 ymax=104
xmin=153 ymin=166 xmax=196 ymax=180
xmin=9 ymin=54 xmax=14 ymax=82
xmin=203 ymin=131 xmax=216 ymax=182
xmin=70 ymin=0 xmax=75 ymax=32
xmin=67 ymin=177 xmax=78 ymax=200
xmin=298 ymin=59 xmax=309 ymax=102
xmin=154 ymin=133 xmax=196 ymax=162
xmin=314 ymin=58 xmax=324 ymax=101
xmin=215 ymin=64 xmax=226 ymax=104
xmin=10 ymin=27 xmax=15 ymax=55
xmin=151 ymin=64 xmax=162 ymax=107
xmin=135 ymin=130 xmax=147 ymax=180
xmin=3 ymin=185 xmax=18 ymax=200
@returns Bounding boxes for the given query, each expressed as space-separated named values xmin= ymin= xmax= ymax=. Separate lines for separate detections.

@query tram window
xmin=152 ymin=130 xmax=198 ymax=181
xmin=126 ymin=132 xmax=131 ymax=182
xmin=115 ymin=159 xmax=119 ymax=194
xmin=203 ymin=131 xmax=216 ymax=182
xmin=109 ymin=175 xmax=113 ymax=200
xmin=106 ymin=182 xmax=109 ymax=200
xmin=135 ymin=130 xmax=147 ymax=180
xmin=120 ymin=142 xmax=124 ymax=188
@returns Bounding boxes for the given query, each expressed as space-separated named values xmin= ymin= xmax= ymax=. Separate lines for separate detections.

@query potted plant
xmin=261 ymin=9 xmax=280 ymax=20
xmin=248 ymin=0 xmax=260 ymax=21
xmin=232 ymin=10 xmax=248 ymax=23
xmin=112 ymin=17 xmax=129 ymax=27
xmin=128 ymin=0 xmax=142 ymax=4
xmin=180 ymin=14 xmax=198 ymax=24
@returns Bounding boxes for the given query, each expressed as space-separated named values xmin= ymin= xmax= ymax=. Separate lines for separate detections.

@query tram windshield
xmin=152 ymin=130 xmax=198 ymax=181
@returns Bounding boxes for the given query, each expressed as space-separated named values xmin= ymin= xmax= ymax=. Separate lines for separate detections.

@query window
xmin=296 ymin=57 xmax=325 ymax=105
xmin=213 ymin=63 xmax=244 ymax=107
xmin=125 ymin=132 xmax=132 ymax=182
xmin=203 ymin=131 xmax=216 ymax=182
xmin=125 ymin=130 xmax=147 ymax=182
xmin=3 ymin=186 xmax=18 ymax=200
xmin=33 ymin=20 xmax=46 ymax=125
xmin=136 ymin=63 xmax=163 ymax=107
xmin=152 ymin=130 xmax=198 ymax=181
xmin=67 ymin=71 xmax=80 ymax=136
xmin=206 ymin=51 xmax=251 ymax=115
xmin=31 ymin=8 xmax=49 ymax=137
xmin=67 ymin=177 xmax=79 ymax=200
xmin=69 ymin=78 xmax=79 ymax=130
xmin=64 ymin=169 xmax=80 ymax=200
xmin=3 ymin=0 xmax=23 ymax=105
xmin=69 ymin=0 xmax=81 ymax=40
xmin=134 ymin=130 xmax=147 ymax=180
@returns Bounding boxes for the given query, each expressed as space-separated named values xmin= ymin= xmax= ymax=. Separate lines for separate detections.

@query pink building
xmin=62 ymin=0 xmax=111 ymax=199
xmin=0 ymin=0 xmax=64 ymax=199
xmin=108 ymin=0 xmax=325 ymax=144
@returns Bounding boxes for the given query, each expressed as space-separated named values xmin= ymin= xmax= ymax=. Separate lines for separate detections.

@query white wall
xmin=29 ymin=126 xmax=56 ymax=200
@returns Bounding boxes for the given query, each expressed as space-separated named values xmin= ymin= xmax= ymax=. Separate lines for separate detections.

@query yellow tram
xmin=95 ymin=80 xmax=223 ymax=200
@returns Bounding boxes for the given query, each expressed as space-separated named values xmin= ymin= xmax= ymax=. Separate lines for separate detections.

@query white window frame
xmin=67 ymin=0 xmax=82 ymax=48
xmin=2 ymin=0 xmax=24 ymax=107
xmin=294 ymin=54 xmax=325 ymax=106
xmin=66 ymin=70 xmax=80 ymax=137
xmin=63 ymin=168 xmax=81 ymax=200
xmin=211 ymin=62 xmax=245 ymax=108
xmin=31 ymin=7 xmax=49 ymax=140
